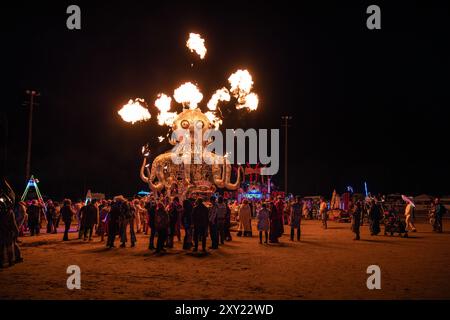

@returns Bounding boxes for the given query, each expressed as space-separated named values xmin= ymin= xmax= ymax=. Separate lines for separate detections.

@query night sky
xmin=1 ymin=1 xmax=449 ymax=200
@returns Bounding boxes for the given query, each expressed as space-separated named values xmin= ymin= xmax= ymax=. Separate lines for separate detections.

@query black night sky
xmin=1 ymin=1 xmax=449 ymax=200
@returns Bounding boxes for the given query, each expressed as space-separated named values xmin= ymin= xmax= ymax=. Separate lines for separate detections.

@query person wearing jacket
xmin=224 ymin=201 xmax=232 ymax=241
xmin=192 ymin=198 xmax=209 ymax=253
xmin=215 ymin=197 xmax=227 ymax=245
xmin=107 ymin=196 xmax=124 ymax=248
xmin=145 ymin=198 xmax=157 ymax=250
xmin=167 ymin=197 xmax=182 ymax=248
xmin=119 ymin=199 xmax=136 ymax=248
xmin=27 ymin=200 xmax=42 ymax=236
xmin=350 ymin=200 xmax=362 ymax=240
xmin=432 ymin=197 xmax=446 ymax=233
xmin=83 ymin=200 xmax=99 ymax=241
xmin=290 ymin=196 xmax=302 ymax=241
xmin=182 ymin=198 xmax=193 ymax=250
xmin=155 ymin=202 xmax=169 ymax=253
xmin=45 ymin=200 xmax=55 ymax=233
xmin=237 ymin=199 xmax=252 ymax=237
xmin=208 ymin=196 xmax=219 ymax=249
xmin=60 ymin=199 xmax=75 ymax=241
xmin=257 ymin=202 xmax=270 ymax=244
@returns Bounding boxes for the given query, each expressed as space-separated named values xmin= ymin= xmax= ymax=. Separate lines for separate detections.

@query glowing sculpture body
xmin=140 ymin=108 xmax=243 ymax=198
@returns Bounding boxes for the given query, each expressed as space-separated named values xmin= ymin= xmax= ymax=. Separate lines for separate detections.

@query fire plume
xmin=186 ymin=33 xmax=207 ymax=59
xmin=118 ymin=98 xmax=151 ymax=124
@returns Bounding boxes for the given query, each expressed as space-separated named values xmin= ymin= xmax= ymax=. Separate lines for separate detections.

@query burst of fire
xmin=228 ymin=69 xmax=253 ymax=98
xmin=228 ymin=69 xmax=258 ymax=111
xmin=204 ymin=111 xmax=223 ymax=130
xmin=154 ymin=93 xmax=177 ymax=126
xmin=207 ymin=87 xmax=230 ymax=111
xmin=236 ymin=92 xmax=259 ymax=111
xmin=186 ymin=33 xmax=207 ymax=59
xmin=173 ymin=82 xmax=203 ymax=109
xmin=118 ymin=98 xmax=151 ymax=124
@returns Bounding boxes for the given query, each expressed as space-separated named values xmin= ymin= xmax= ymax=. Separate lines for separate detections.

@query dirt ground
xmin=1 ymin=219 xmax=450 ymax=300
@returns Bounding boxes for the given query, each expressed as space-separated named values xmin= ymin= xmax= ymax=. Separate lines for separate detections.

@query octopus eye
xmin=195 ymin=120 xmax=204 ymax=129
xmin=181 ymin=120 xmax=189 ymax=129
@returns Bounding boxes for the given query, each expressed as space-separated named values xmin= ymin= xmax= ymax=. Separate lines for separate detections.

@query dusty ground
xmin=1 ymin=219 xmax=450 ymax=300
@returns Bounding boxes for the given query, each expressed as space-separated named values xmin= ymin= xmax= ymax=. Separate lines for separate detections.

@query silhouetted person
xmin=60 ymin=199 xmax=75 ymax=241
xmin=192 ymin=198 xmax=209 ymax=253
xmin=155 ymin=202 xmax=169 ymax=253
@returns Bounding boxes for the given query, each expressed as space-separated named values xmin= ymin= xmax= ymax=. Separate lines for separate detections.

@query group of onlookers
xmin=2 ymin=187 xmax=448 ymax=267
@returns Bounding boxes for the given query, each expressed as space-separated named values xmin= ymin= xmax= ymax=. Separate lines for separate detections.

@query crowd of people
xmin=1 ymin=184 xmax=448 ymax=268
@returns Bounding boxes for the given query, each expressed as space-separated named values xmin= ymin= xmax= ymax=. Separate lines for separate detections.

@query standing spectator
xmin=224 ymin=200 xmax=232 ymax=241
xmin=368 ymin=199 xmax=382 ymax=235
xmin=192 ymin=198 xmax=209 ymax=253
xmin=284 ymin=199 xmax=291 ymax=225
xmin=14 ymin=201 xmax=27 ymax=237
xmin=208 ymin=196 xmax=219 ymax=249
xmin=319 ymin=197 xmax=328 ymax=229
xmin=107 ymin=196 xmax=125 ymax=248
xmin=27 ymin=200 xmax=41 ymax=236
xmin=83 ymin=200 xmax=99 ymax=241
xmin=432 ymin=197 xmax=446 ymax=233
xmin=237 ymin=199 xmax=252 ymax=237
xmin=52 ymin=201 xmax=61 ymax=233
xmin=269 ymin=201 xmax=282 ymax=243
xmin=182 ymin=198 xmax=193 ymax=250
xmin=302 ymin=199 xmax=310 ymax=219
xmin=350 ymin=200 xmax=362 ymax=240
xmin=215 ymin=197 xmax=227 ymax=245
xmin=132 ymin=199 xmax=142 ymax=233
xmin=155 ymin=202 xmax=169 ymax=253
xmin=290 ymin=196 xmax=302 ymax=241
xmin=78 ymin=203 xmax=88 ymax=239
xmin=146 ymin=198 xmax=157 ymax=250
xmin=167 ymin=197 xmax=182 ymax=248
xmin=0 ymin=206 xmax=21 ymax=267
xmin=45 ymin=200 xmax=55 ymax=233
xmin=257 ymin=202 xmax=270 ymax=244
xmin=404 ymin=201 xmax=417 ymax=232
xmin=119 ymin=199 xmax=136 ymax=248
xmin=60 ymin=199 xmax=75 ymax=241
xmin=97 ymin=202 xmax=110 ymax=242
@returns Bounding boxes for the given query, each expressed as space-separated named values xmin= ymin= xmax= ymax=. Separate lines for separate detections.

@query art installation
xmin=117 ymin=33 xmax=259 ymax=199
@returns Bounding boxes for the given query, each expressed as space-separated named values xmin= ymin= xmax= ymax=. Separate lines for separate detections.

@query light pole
xmin=281 ymin=115 xmax=292 ymax=195
xmin=24 ymin=90 xmax=40 ymax=181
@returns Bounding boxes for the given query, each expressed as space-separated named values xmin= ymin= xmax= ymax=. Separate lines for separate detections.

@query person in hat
xmin=404 ymin=201 xmax=417 ymax=232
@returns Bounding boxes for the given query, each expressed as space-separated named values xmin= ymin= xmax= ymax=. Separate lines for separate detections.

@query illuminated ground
xmin=1 ymin=219 xmax=449 ymax=299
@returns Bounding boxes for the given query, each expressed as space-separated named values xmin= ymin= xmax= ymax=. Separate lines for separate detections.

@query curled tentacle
xmin=224 ymin=161 xmax=243 ymax=190
xmin=140 ymin=158 xmax=164 ymax=192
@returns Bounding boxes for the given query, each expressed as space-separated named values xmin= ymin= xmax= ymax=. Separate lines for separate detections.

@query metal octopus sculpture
xmin=140 ymin=108 xmax=243 ymax=198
